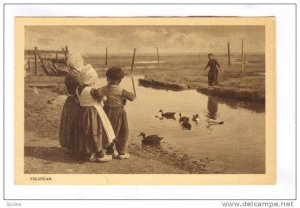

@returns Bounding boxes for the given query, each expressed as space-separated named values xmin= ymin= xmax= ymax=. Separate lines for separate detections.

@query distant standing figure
xmin=203 ymin=53 xmax=222 ymax=87
xmin=59 ymin=51 xmax=84 ymax=150
xmin=101 ymin=67 xmax=135 ymax=160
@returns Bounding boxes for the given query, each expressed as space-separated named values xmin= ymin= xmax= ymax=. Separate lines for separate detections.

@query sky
xmin=25 ymin=25 xmax=265 ymax=55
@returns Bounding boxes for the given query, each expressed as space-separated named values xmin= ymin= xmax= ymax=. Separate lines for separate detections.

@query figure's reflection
xmin=207 ymin=96 xmax=218 ymax=120
xmin=206 ymin=96 xmax=224 ymax=128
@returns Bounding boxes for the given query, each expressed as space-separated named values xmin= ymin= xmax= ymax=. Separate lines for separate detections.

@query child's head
xmin=79 ymin=64 xmax=98 ymax=86
xmin=106 ymin=67 xmax=126 ymax=85
xmin=208 ymin=53 xmax=214 ymax=59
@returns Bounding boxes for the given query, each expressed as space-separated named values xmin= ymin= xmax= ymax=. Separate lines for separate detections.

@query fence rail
xmin=25 ymin=46 xmax=69 ymax=77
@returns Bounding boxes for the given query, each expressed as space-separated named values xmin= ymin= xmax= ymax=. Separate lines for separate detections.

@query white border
xmin=1 ymin=1 xmax=297 ymax=204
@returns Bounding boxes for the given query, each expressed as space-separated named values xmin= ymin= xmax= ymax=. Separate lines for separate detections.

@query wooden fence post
xmin=241 ymin=40 xmax=244 ymax=72
xmin=34 ymin=47 xmax=38 ymax=76
xmin=156 ymin=47 xmax=160 ymax=64
xmin=105 ymin=47 xmax=108 ymax=65
xmin=62 ymin=48 xmax=68 ymax=60
xmin=227 ymin=42 xmax=231 ymax=65
xmin=28 ymin=58 xmax=31 ymax=75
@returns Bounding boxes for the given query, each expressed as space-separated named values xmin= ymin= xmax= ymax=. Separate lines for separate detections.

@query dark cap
xmin=106 ymin=67 xmax=126 ymax=80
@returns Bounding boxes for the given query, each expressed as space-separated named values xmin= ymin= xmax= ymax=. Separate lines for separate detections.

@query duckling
xmin=158 ymin=110 xmax=176 ymax=119
xmin=192 ymin=114 xmax=200 ymax=123
xmin=181 ymin=120 xmax=192 ymax=130
xmin=179 ymin=113 xmax=189 ymax=123
xmin=138 ymin=132 xmax=164 ymax=144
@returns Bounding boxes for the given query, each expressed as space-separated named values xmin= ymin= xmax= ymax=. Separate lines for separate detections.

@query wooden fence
xmin=25 ymin=46 xmax=69 ymax=76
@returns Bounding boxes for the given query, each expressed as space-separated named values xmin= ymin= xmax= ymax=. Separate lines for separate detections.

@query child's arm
xmin=122 ymin=90 xmax=135 ymax=101
xmin=203 ymin=61 xmax=210 ymax=71
xmin=90 ymin=88 xmax=106 ymax=102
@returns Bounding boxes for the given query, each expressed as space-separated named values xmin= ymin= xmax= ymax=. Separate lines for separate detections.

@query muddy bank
xmin=25 ymin=131 xmax=189 ymax=174
xmin=24 ymin=87 xmax=209 ymax=174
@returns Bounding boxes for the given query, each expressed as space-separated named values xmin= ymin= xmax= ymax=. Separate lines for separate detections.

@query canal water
xmin=94 ymin=76 xmax=265 ymax=174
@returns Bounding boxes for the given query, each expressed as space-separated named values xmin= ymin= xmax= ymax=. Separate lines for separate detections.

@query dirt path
xmin=25 ymin=131 xmax=188 ymax=174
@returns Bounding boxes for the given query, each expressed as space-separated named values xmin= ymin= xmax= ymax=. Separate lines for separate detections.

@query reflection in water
xmin=206 ymin=96 xmax=225 ymax=129
xmin=207 ymin=96 xmax=218 ymax=120
xmin=155 ymin=114 xmax=177 ymax=121
xmin=210 ymin=95 xmax=265 ymax=113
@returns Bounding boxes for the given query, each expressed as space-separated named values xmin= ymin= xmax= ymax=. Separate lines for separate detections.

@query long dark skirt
xmin=104 ymin=106 xmax=129 ymax=154
xmin=59 ymin=96 xmax=80 ymax=149
xmin=74 ymin=107 xmax=110 ymax=154
xmin=208 ymin=69 xmax=219 ymax=86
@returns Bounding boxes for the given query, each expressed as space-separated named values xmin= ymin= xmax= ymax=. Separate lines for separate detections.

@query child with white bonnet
xmin=59 ymin=51 xmax=84 ymax=150
xmin=74 ymin=64 xmax=116 ymax=162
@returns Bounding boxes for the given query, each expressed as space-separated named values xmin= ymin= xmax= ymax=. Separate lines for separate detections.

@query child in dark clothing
xmin=59 ymin=52 xmax=83 ymax=151
xmin=102 ymin=67 xmax=135 ymax=159
xmin=203 ymin=53 xmax=222 ymax=87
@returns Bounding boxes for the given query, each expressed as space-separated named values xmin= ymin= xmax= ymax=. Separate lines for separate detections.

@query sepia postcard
xmin=14 ymin=17 xmax=275 ymax=185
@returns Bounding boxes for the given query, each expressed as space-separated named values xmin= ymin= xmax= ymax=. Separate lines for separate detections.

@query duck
xmin=138 ymin=132 xmax=164 ymax=144
xmin=181 ymin=120 xmax=192 ymax=130
xmin=158 ymin=110 xmax=176 ymax=119
xmin=179 ymin=113 xmax=189 ymax=123
xmin=192 ymin=114 xmax=200 ymax=123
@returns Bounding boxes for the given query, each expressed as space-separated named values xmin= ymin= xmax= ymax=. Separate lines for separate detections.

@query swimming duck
xmin=192 ymin=114 xmax=200 ymax=123
xmin=179 ymin=113 xmax=189 ymax=123
xmin=158 ymin=110 xmax=176 ymax=119
xmin=138 ymin=132 xmax=164 ymax=144
xmin=181 ymin=120 xmax=192 ymax=130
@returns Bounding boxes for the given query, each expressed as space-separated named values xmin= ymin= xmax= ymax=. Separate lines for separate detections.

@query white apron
xmin=76 ymin=86 xmax=115 ymax=143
